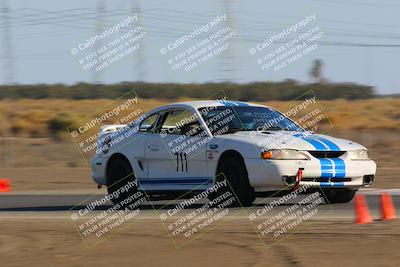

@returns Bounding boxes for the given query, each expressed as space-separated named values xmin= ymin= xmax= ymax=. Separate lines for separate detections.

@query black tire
xmin=106 ymin=158 xmax=138 ymax=207
xmin=214 ymin=156 xmax=256 ymax=207
xmin=322 ymin=189 xmax=356 ymax=204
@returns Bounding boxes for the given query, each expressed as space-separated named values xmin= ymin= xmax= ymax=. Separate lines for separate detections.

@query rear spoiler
xmin=96 ymin=125 xmax=126 ymax=152
xmin=99 ymin=124 xmax=126 ymax=135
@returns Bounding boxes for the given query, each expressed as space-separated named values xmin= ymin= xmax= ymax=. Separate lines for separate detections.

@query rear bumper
xmin=246 ymin=157 xmax=377 ymax=192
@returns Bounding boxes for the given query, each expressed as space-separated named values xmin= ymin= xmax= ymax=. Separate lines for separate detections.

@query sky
xmin=1 ymin=0 xmax=400 ymax=94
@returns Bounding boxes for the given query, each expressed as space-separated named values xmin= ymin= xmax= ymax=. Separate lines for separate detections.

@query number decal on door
xmin=175 ymin=152 xmax=188 ymax=172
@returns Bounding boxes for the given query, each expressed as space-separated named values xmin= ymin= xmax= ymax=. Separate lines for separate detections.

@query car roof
xmin=156 ymin=100 xmax=268 ymax=110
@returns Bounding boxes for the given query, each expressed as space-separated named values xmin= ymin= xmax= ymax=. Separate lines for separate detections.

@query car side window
xmin=139 ymin=113 xmax=159 ymax=133
xmin=159 ymin=109 xmax=204 ymax=136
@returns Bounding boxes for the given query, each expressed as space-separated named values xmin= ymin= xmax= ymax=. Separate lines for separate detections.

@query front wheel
xmin=106 ymin=159 xmax=138 ymax=207
xmin=214 ymin=156 xmax=255 ymax=207
xmin=322 ymin=189 xmax=357 ymax=204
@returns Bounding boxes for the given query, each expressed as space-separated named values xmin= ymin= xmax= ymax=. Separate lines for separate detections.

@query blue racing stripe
xmin=331 ymin=158 xmax=346 ymax=178
xmin=294 ymin=134 xmax=333 ymax=178
xmin=320 ymin=182 xmax=345 ymax=187
xmin=315 ymin=137 xmax=341 ymax=151
xmin=293 ymin=134 xmax=346 ymax=179
xmin=138 ymin=177 xmax=213 ymax=184
xmin=232 ymin=101 xmax=250 ymax=106
xmin=218 ymin=100 xmax=250 ymax=107
xmin=319 ymin=158 xmax=334 ymax=178
xmin=293 ymin=133 xmax=326 ymax=150
xmin=218 ymin=100 xmax=237 ymax=107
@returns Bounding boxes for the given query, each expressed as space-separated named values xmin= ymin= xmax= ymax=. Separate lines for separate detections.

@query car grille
xmin=308 ymin=151 xmax=345 ymax=158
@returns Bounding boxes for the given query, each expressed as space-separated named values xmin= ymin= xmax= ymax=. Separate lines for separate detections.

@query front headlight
xmin=261 ymin=149 xmax=309 ymax=160
xmin=347 ymin=149 xmax=369 ymax=160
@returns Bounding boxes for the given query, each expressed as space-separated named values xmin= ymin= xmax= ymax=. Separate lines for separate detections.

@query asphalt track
xmin=0 ymin=188 xmax=399 ymax=220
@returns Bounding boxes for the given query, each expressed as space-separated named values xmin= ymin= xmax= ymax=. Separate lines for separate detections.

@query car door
xmin=144 ymin=108 xmax=211 ymax=191
xmin=134 ymin=112 xmax=161 ymax=187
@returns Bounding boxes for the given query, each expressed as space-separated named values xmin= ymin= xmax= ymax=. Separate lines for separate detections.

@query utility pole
xmin=2 ymin=0 xmax=17 ymax=84
xmin=1 ymin=0 xmax=15 ymax=166
xmin=132 ymin=1 xmax=147 ymax=82
xmin=218 ymin=0 xmax=240 ymax=83
xmin=94 ymin=0 xmax=106 ymax=83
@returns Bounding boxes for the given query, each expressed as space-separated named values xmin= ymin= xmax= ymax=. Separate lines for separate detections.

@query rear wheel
xmin=106 ymin=158 xmax=138 ymax=207
xmin=322 ymin=189 xmax=356 ymax=203
xmin=214 ymin=156 xmax=255 ymax=207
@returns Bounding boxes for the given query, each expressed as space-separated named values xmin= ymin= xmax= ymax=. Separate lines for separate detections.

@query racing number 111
xmin=175 ymin=152 xmax=188 ymax=172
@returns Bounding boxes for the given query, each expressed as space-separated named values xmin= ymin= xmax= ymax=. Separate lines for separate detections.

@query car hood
xmin=218 ymin=131 xmax=366 ymax=151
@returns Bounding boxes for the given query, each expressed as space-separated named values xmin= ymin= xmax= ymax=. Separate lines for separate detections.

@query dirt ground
xmin=0 ymin=218 xmax=399 ymax=267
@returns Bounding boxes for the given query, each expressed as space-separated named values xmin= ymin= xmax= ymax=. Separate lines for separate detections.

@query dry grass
xmin=0 ymin=98 xmax=399 ymax=137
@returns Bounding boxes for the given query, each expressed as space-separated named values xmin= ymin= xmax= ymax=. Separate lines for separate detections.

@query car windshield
xmin=198 ymin=106 xmax=304 ymax=135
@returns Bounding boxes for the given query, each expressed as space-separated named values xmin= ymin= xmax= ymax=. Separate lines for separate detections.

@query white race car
xmin=91 ymin=100 xmax=376 ymax=206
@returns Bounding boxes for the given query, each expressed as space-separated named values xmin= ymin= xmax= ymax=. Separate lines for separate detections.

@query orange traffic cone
xmin=0 ymin=179 xmax=11 ymax=192
xmin=380 ymin=193 xmax=397 ymax=220
xmin=354 ymin=194 xmax=372 ymax=224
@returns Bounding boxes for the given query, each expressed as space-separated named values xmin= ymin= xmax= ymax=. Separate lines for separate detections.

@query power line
xmin=309 ymin=0 xmax=400 ymax=8
xmin=2 ymin=27 xmax=400 ymax=62
xmin=2 ymin=8 xmax=400 ymax=45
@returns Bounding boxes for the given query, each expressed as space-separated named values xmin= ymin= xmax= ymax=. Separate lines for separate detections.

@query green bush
xmin=47 ymin=113 xmax=76 ymax=138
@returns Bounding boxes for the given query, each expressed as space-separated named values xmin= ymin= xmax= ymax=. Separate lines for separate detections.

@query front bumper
xmin=90 ymin=157 xmax=107 ymax=185
xmin=246 ymin=157 xmax=377 ymax=192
